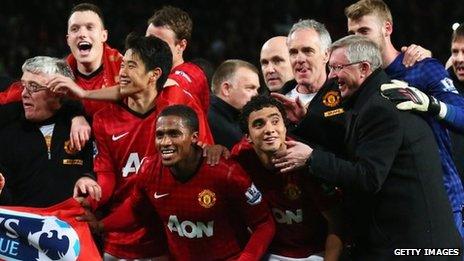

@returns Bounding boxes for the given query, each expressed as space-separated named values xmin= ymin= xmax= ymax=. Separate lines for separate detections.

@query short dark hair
xmin=158 ymin=105 xmax=199 ymax=133
xmin=125 ymin=33 xmax=173 ymax=92
xmin=240 ymin=95 xmax=287 ymax=134
xmin=452 ymin=24 xmax=464 ymax=43
xmin=147 ymin=6 xmax=192 ymax=42
xmin=69 ymin=3 xmax=105 ymax=28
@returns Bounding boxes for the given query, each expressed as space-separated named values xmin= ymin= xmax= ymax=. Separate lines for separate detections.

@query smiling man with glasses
xmin=273 ymin=35 xmax=463 ymax=258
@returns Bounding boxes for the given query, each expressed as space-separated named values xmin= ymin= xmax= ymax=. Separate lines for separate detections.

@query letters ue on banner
xmin=0 ymin=198 xmax=100 ymax=261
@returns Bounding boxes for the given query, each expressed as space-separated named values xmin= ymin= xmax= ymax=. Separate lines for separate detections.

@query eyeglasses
xmin=328 ymin=61 xmax=365 ymax=72
xmin=21 ymin=81 xmax=48 ymax=93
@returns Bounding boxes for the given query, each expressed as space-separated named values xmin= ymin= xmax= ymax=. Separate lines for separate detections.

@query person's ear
xmin=101 ymin=29 xmax=108 ymax=42
xmin=177 ymin=39 xmax=188 ymax=53
xmin=149 ymin=68 xmax=162 ymax=84
xmin=191 ymin=131 xmax=199 ymax=144
xmin=246 ymin=133 xmax=253 ymax=144
xmin=384 ymin=21 xmax=393 ymax=37
xmin=221 ymin=82 xmax=232 ymax=97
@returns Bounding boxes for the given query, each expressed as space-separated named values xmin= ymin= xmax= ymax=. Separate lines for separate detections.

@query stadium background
xmin=1 ymin=0 xmax=463 ymax=80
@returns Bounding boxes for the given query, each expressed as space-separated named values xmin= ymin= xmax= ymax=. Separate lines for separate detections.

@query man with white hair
xmin=0 ymin=56 xmax=98 ymax=207
xmin=274 ymin=35 xmax=462 ymax=258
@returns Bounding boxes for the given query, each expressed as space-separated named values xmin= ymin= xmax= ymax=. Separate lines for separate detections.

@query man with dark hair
xmin=83 ymin=104 xmax=275 ymax=260
xmin=232 ymin=95 xmax=343 ymax=260
xmin=345 ymin=0 xmax=464 ymax=237
xmin=0 ymin=56 xmax=97 ymax=207
xmin=208 ymin=59 xmax=260 ymax=149
xmin=146 ymin=5 xmax=210 ymax=113
xmin=65 ymin=2 xmax=122 ymax=118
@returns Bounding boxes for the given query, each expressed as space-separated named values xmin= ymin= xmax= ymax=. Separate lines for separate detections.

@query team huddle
xmin=1 ymin=0 xmax=464 ymax=260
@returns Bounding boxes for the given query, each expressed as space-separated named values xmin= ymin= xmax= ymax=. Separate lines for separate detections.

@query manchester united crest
xmin=322 ymin=91 xmax=341 ymax=107
xmin=64 ymin=140 xmax=78 ymax=155
xmin=284 ymin=183 xmax=301 ymax=201
xmin=198 ymin=189 xmax=216 ymax=208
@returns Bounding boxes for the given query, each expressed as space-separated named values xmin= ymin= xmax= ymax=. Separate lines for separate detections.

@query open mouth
xmin=160 ymin=148 xmax=175 ymax=159
xmin=23 ymin=102 xmax=34 ymax=110
xmin=77 ymin=41 xmax=92 ymax=55
xmin=263 ymin=136 xmax=278 ymax=144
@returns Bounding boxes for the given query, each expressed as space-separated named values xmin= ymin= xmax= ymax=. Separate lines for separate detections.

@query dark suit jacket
xmin=310 ymin=69 xmax=462 ymax=259
xmin=207 ymin=95 xmax=243 ymax=149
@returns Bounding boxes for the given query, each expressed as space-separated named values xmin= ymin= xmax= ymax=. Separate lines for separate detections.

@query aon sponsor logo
xmin=167 ymin=215 xmax=214 ymax=238
xmin=272 ymin=208 xmax=303 ymax=224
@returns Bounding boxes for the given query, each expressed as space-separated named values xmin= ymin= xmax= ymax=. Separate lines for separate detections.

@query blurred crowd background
xmin=1 ymin=0 xmax=463 ymax=79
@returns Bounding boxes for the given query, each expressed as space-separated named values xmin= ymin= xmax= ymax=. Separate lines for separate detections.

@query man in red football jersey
xmin=80 ymin=104 xmax=275 ymax=260
xmin=232 ymin=95 xmax=343 ymax=260
xmin=145 ymin=6 xmax=210 ymax=113
xmin=61 ymin=33 xmax=214 ymax=260
xmin=65 ymin=3 xmax=122 ymax=118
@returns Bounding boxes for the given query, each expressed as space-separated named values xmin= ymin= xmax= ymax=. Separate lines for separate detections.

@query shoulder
xmin=137 ymin=155 xmax=162 ymax=184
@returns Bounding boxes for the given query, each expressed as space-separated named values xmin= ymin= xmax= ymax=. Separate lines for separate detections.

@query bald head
xmin=260 ymin=36 xmax=294 ymax=91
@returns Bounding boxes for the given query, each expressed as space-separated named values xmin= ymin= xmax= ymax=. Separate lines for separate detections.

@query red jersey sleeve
xmin=226 ymin=161 xmax=275 ymax=260
xmin=0 ymin=81 xmax=22 ymax=104
xmin=91 ymin=113 xmax=117 ymax=209
xmin=169 ymin=62 xmax=210 ymax=113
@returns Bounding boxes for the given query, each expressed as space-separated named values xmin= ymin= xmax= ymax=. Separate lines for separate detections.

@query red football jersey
xmin=0 ymin=81 xmax=22 ymax=104
xmin=169 ymin=62 xmax=210 ymax=113
xmin=232 ymin=138 xmax=340 ymax=258
xmin=66 ymin=43 xmax=122 ymax=117
xmin=131 ymin=156 xmax=274 ymax=260
xmin=92 ymin=85 xmax=214 ymax=258
xmin=92 ymin=103 xmax=165 ymax=258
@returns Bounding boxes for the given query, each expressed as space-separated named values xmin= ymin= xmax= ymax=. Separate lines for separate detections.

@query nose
xmin=159 ymin=135 xmax=172 ymax=146
xmin=328 ymin=68 xmax=338 ymax=79
xmin=295 ymin=51 xmax=306 ymax=63
xmin=263 ymin=121 xmax=275 ymax=134
xmin=21 ymin=86 xmax=31 ymax=98
xmin=265 ymin=63 xmax=276 ymax=74
xmin=456 ymin=51 xmax=464 ymax=62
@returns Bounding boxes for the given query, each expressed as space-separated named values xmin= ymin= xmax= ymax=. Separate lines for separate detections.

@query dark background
xmin=1 ymin=0 xmax=462 ymax=79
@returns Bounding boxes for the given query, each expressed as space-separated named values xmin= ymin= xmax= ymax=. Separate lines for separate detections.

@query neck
xmin=381 ymin=41 xmax=400 ymax=68
xmin=298 ymin=73 xmax=327 ymax=94
xmin=254 ymin=143 xmax=287 ymax=171
xmin=171 ymin=148 xmax=202 ymax=182
xmin=127 ymin=88 xmax=157 ymax=114
xmin=77 ymin=59 xmax=103 ymax=75
xmin=172 ymin=56 xmax=184 ymax=68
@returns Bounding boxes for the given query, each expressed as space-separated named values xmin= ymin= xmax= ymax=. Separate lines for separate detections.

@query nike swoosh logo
xmin=154 ymin=192 xmax=169 ymax=199
xmin=112 ymin=132 xmax=129 ymax=141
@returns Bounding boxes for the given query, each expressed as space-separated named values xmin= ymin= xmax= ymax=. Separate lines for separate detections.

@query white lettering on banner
xmin=0 ymin=238 xmax=19 ymax=256
xmin=167 ymin=215 xmax=214 ymax=238
xmin=0 ymin=218 xmax=19 ymax=239
xmin=122 ymin=152 xmax=141 ymax=177
xmin=272 ymin=208 xmax=303 ymax=225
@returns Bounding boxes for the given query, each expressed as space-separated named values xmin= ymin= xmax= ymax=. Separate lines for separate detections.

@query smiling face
xmin=155 ymin=115 xmax=198 ymax=167
xmin=287 ymin=28 xmax=328 ymax=92
xmin=67 ymin=10 xmax=107 ymax=73
xmin=328 ymin=47 xmax=365 ymax=98
xmin=21 ymin=71 xmax=60 ymax=122
xmin=451 ymin=37 xmax=464 ymax=82
xmin=260 ymin=37 xmax=293 ymax=91
xmin=118 ymin=49 xmax=153 ymax=93
xmin=246 ymin=106 xmax=286 ymax=154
